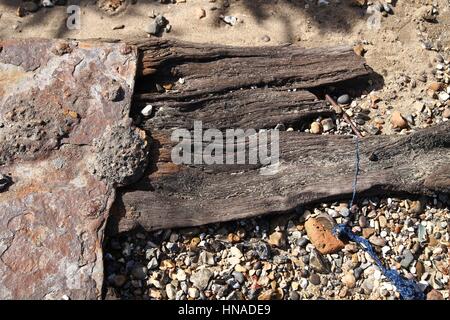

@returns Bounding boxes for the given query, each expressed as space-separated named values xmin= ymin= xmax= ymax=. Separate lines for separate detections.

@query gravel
xmin=104 ymin=195 xmax=448 ymax=300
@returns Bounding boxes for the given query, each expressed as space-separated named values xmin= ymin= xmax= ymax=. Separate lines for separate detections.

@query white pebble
xmin=141 ymin=104 xmax=153 ymax=116
xmin=300 ymin=278 xmax=309 ymax=289
xmin=374 ymin=269 xmax=382 ymax=280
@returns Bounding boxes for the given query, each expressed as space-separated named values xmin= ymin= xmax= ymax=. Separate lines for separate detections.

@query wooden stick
xmin=325 ymin=94 xmax=363 ymax=138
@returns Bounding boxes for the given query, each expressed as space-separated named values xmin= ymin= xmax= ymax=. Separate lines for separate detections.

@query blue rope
xmin=333 ymin=224 xmax=425 ymax=300
xmin=349 ymin=136 xmax=360 ymax=208
xmin=332 ymin=135 xmax=425 ymax=300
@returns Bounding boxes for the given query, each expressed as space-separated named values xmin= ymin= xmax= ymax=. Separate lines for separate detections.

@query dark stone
xmin=309 ymin=273 xmax=321 ymax=285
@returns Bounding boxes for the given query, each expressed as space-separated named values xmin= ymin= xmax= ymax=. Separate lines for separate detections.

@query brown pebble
xmin=227 ymin=233 xmax=241 ymax=244
xmin=443 ymin=107 xmax=450 ymax=119
xmin=428 ymin=82 xmax=443 ymax=92
xmin=353 ymin=44 xmax=366 ymax=56
xmin=305 ymin=218 xmax=344 ymax=254
xmin=16 ymin=6 xmax=26 ymax=17
xmin=268 ymin=231 xmax=286 ymax=248
xmin=362 ymin=228 xmax=375 ymax=238
xmin=390 ymin=111 xmax=408 ymax=129
xmin=427 ymin=289 xmax=444 ymax=300
xmin=310 ymin=122 xmax=323 ymax=134
xmin=415 ymin=261 xmax=424 ymax=279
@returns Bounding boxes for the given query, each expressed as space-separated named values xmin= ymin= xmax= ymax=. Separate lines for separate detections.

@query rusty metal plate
xmin=0 ymin=39 xmax=138 ymax=299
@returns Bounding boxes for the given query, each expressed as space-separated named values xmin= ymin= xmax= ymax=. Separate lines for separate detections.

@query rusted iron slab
xmin=0 ymin=39 xmax=138 ymax=299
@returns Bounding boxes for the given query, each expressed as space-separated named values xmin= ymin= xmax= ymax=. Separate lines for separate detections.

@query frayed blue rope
xmin=332 ymin=135 xmax=425 ymax=300
xmin=333 ymin=224 xmax=425 ymax=300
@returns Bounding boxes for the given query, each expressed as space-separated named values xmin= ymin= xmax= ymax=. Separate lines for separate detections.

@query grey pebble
xmin=261 ymin=35 xmax=271 ymax=42
xmin=297 ymin=237 xmax=309 ymax=247
xmin=232 ymin=271 xmax=245 ymax=284
xmin=131 ymin=264 xmax=148 ymax=280
xmin=400 ymin=250 xmax=415 ymax=268
xmin=23 ymin=1 xmax=40 ymax=13
xmin=354 ymin=267 xmax=363 ymax=280
xmin=337 ymin=94 xmax=351 ymax=105
xmin=383 ymin=3 xmax=394 ymax=14
xmin=354 ymin=118 xmax=366 ymax=125
xmin=289 ymin=291 xmax=300 ymax=300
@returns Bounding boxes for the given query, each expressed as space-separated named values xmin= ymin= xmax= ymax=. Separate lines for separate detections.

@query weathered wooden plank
xmin=139 ymin=89 xmax=332 ymax=131
xmin=131 ymin=39 xmax=373 ymax=131
xmin=132 ymin=39 xmax=372 ymax=97
xmin=109 ymin=123 xmax=450 ymax=234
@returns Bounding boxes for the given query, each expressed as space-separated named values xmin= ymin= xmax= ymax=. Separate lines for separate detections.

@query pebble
xmin=443 ymin=107 xmax=450 ymax=119
xmin=147 ymin=257 xmax=158 ymax=270
xmin=131 ymin=265 xmax=148 ymax=280
xmin=176 ymin=269 xmax=187 ymax=281
xmin=268 ymin=231 xmax=286 ymax=248
xmin=337 ymin=94 xmax=351 ymax=105
xmin=198 ymin=251 xmax=215 ymax=265
xmin=427 ymin=289 xmax=444 ymax=300
xmin=141 ymin=105 xmax=153 ymax=117
xmin=429 ymin=81 xmax=443 ymax=92
xmin=383 ymin=3 xmax=393 ymax=14
xmin=310 ymin=122 xmax=323 ymax=134
xmin=362 ymin=228 xmax=375 ymax=238
xmin=368 ymin=235 xmax=386 ymax=247
xmin=221 ymin=15 xmax=237 ymax=26
xmin=300 ymin=278 xmax=309 ymax=288
xmin=190 ymin=268 xmax=213 ymax=290
xmin=378 ymin=215 xmax=387 ymax=228
xmin=188 ymin=287 xmax=200 ymax=298
xmin=309 ymin=249 xmax=330 ymax=274
xmin=113 ymin=274 xmax=127 ymax=287
xmin=305 ymin=218 xmax=344 ymax=254
xmin=145 ymin=15 xmax=167 ymax=35
xmin=410 ymin=199 xmax=426 ymax=216
xmin=342 ymin=273 xmax=356 ymax=288
xmin=353 ymin=44 xmax=366 ymax=57
xmin=359 ymin=216 xmax=368 ymax=228
xmin=165 ymin=284 xmax=176 ymax=300
xmin=309 ymin=273 xmax=321 ymax=286
xmin=289 ymin=291 xmax=300 ymax=300
xmin=390 ymin=111 xmax=408 ymax=129
xmin=23 ymin=1 xmax=39 ymax=13
xmin=438 ymin=92 xmax=449 ymax=103
xmin=362 ymin=277 xmax=374 ymax=293
xmin=354 ymin=267 xmax=363 ymax=280
xmin=232 ymin=271 xmax=245 ymax=284
xmin=418 ymin=224 xmax=427 ymax=243
xmin=261 ymin=35 xmax=271 ymax=42
xmin=401 ymin=250 xmax=415 ymax=269
xmin=321 ymin=118 xmax=335 ymax=132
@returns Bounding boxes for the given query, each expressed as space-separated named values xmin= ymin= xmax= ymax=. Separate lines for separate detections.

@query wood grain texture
xmin=131 ymin=39 xmax=373 ymax=131
xmin=109 ymin=123 xmax=450 ymax=234
xmin=107 ymin=40 xmax=449 ymax=234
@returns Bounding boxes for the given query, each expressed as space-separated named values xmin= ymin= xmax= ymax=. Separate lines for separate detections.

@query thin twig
xmin=325 ymin=94 xmax=363 ymax=138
